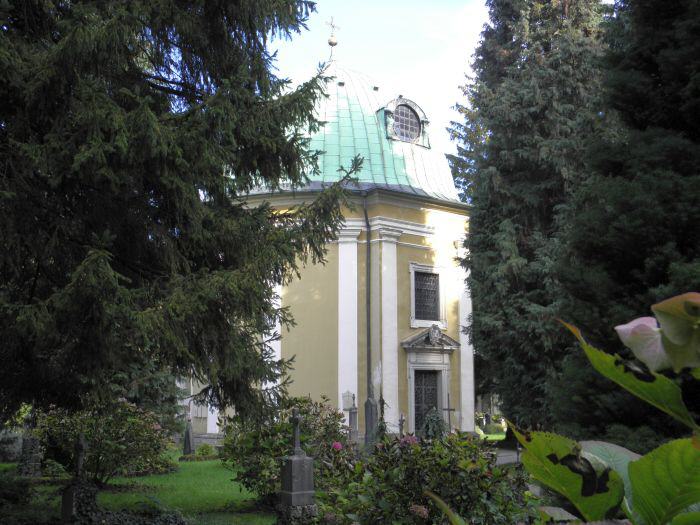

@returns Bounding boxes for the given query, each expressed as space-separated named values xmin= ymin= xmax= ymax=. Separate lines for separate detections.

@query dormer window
xmin=383 ymin=97 xmax=430 ymax=148
xmin=393 ymin=104 xmax=421 ymax=141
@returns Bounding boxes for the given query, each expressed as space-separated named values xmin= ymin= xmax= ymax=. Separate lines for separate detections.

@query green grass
xmin=0 ymin=462 xmax=17 ymax=472
xmin=484 ymin=433 xmax=506 ymax=441
xmin=1 ymin=460 xmax=272 ymax=524
xmin=99 ymin=459 xmax=274 ymax=524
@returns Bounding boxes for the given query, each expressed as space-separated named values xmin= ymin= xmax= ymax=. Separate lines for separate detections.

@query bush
xmin=196 ymin=443 xmax=214 ymax=457
xmin=483 ymin=422 xmax=505 ymax=434
xmin=41 ymin=458 xmax=68 ymax=479
xmin=319 ymin=433 xmax=533 ymax=524
xmin=35 ymin=401 xmax=171 ymax=484
xmin=421 ymin=407 xmax=447 ymax=439
xmin=222 ymin=396 xmax=351 ymax=504
xmin=602 ymin=423 xmax=668 ymax=455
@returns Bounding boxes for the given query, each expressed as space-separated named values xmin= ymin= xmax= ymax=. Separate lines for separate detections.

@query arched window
xmin=393 ymin=104 xmax=421 ymax=141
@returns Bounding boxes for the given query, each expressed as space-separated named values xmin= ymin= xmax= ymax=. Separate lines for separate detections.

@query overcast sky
xmin=271 ymin=0 xmax=490 ymax=155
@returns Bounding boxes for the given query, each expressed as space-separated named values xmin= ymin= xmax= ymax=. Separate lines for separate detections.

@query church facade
xmin=244 ymin=63 xmax=475 ymax=436
xmin=249 ymin=62 xmax=474 ymax=434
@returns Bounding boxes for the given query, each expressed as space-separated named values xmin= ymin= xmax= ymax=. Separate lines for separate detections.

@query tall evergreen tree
xmin=452 ymin=0 xmax=605 ymax=426
xmin=0 ymin=1 xmax=347 ymax=423
xmin=549 ymin=0 xmax=700 ymax=441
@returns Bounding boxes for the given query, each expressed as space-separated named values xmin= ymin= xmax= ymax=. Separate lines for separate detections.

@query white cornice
xmin=343 ymin=216 xmax=466 ymax=241
xmin=244 ymin=189 xmax=470 ymax=215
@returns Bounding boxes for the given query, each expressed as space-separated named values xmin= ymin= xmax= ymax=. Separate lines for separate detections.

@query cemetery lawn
xmin=99 ymin=459 xmax=275 ymax=524
xmin=0 ymin=462 xmax=16 ymax=472
xmin=1 ymin=460 xmax=273 ymax=525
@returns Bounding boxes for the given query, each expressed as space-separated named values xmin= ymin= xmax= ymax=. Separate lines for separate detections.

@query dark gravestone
xmin=62 ymin=434 xmax=97 ymax=523
xmin=17 ymin=434 xmax=42 ymax=478
xmin=276 ymin=408 xmax=317 ymax=524
xmin=183 ymin=419 xmax=195 ymax=456
xmin=17 ymin=410 xmax=42 ymax=478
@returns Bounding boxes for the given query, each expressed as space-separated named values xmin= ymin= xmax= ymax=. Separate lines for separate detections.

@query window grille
xmin=393 ymin=104 xmax=421 ymax=141
xmin=414 ymin=271 xmax=439 ymax=321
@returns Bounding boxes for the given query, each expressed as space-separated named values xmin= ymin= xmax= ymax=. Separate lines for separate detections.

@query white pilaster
xmin=206 ymin=406 xmax=220 ymax=434
xmin=263 ymin=284 xmax=283 ymax=391
xmin=271 ymin=283 xmax=282 ymax=365
xmin=458 ymin=263 xmax=476 ymax=431
xmin=337 ymin=228 xmax=361 ymax=414
xmin=379 ymin=227 xmax=402 ymax=432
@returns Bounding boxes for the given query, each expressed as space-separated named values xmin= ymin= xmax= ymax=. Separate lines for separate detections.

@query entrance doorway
xmin=414 ymin=370 xmax=439 ymax=433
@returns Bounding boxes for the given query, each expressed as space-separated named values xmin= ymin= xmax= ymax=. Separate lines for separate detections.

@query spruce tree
xmin=550 ymin=0 xmax=700 ymax=442
xmin=0 ymin=1 xmax=346 ymax=422
xmin=452 ymin=0 xmax=604 ymax=426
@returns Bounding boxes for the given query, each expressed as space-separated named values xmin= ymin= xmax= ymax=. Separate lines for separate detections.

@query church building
xmin=188 ymin=39 xmax=475 ymax=439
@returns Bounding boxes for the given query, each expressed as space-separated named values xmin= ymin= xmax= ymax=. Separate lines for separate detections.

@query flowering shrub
xmin=318 ymin=432 xmax=534 ymax=524
xmin=222 ymin=396 xmax=352 ymax=504
xmin=35 ymin=401 xmax=174 ymax=484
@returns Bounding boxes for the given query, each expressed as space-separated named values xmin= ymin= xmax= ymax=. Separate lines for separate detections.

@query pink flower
xmin=615 ymin=316 xmax=670 ymax=372
xmin=331 ymin=441 xmax=343 ymax=451
xmin=400 ymin=435 xmax=419 ymax=446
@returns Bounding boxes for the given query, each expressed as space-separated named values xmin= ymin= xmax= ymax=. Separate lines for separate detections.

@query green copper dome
xmin=304 ymin=63 xmax=460 ymax=203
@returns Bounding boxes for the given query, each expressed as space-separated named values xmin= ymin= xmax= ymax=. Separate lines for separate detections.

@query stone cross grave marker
xmin=442 ymin=393 xmax=456 ymax=431
xmin=277 ymin=408 xmax=317 ymax=524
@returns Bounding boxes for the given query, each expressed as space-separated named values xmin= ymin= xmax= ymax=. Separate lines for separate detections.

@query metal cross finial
xmin=326 ymin=17 xmax=340 ymax=35
xmin=291 ymin=407 xmax=303 ymax=455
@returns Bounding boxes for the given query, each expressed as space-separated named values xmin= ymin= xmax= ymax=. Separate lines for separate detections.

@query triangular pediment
xmin=401 ymin=324 xmax=459 ymax=353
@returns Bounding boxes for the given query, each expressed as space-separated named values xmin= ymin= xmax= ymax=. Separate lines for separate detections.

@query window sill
xmin=410 ymin=318 xmax=447 ymax=329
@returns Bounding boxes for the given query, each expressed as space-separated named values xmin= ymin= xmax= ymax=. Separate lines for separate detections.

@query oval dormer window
xmin=393 ymin=104 xmax=421 ymax=142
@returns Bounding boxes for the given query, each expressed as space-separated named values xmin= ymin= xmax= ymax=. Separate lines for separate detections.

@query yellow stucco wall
xmin=281 ymin=243 xmax=340 ymax=407
xmin=272 ymin=192 xmax=469 ymax=434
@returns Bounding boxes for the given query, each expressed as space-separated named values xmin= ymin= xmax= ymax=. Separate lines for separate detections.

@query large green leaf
xmin=562 ymin=322 xmax=699 ymax=431
xmin=581 ymin=440 xmax=641 ymax=517
xmin=511 ymin=425 xmax=625 ymax=521
xmin=629 ymin=438 xmax=700 ymax=525
xmin=671 ymin=513 xmax=700 ymax=525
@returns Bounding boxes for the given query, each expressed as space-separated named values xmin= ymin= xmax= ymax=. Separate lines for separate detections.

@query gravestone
xmin=61 ymin=434 xmax=97 ymax=523
xmin=17 ymin=411 xmax=42 ymax=478
xmin=183 ymin=418 xmax=195 ymax=456
xmin=276 ymin=408 xmax=317 ymax=524
xmin=17 ymin=434 xmax=42 ymax=477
